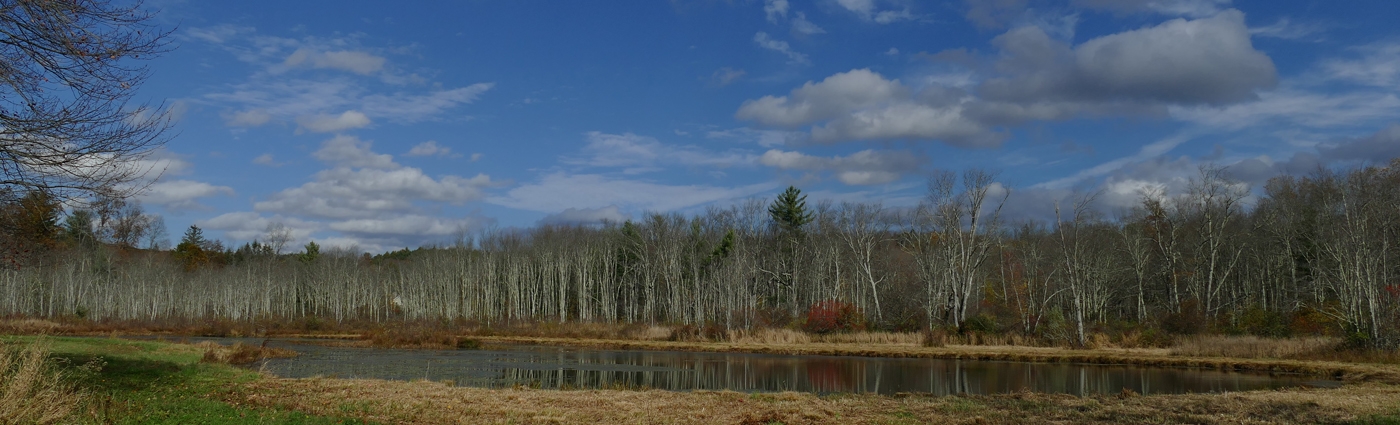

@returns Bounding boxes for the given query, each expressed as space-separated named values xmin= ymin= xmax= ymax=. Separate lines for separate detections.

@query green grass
xmin=1 ymin=335 xmax=374 ymax=424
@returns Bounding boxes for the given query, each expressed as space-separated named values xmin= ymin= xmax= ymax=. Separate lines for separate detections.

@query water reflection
xmin=200 ymin=339 xmax=1337 ymax=395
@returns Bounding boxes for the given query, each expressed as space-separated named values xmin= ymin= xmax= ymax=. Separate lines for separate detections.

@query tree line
xmin=0 ymin=161 xmax=1396 ymax=347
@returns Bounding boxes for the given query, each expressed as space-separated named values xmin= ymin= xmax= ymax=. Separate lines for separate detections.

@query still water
xmin=166 ymin=337 xmax=1339 ymax=395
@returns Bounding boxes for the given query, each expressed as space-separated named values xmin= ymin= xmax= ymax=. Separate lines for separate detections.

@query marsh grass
xmin=0 ymin=339 xmax=85 ymax=425
xmin=197 ymin=341 xmax=299 ymax=365
xmin=1171 ymin=335 xmax=1340 ymax=359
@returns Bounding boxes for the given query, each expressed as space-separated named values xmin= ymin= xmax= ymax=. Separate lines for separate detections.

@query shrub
xmin=802 ymin=300 xmax=864 ymax=334
xmin=960 ymin=313 xmax=1000 ymax=334
xmin=1160 ymin=300 xmax=1207 ymax=335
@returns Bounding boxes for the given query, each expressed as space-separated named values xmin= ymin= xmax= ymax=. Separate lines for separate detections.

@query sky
xmin=125 ymin=0 xmax=1400 ymax=253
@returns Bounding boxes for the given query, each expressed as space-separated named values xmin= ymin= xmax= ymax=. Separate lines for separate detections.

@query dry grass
xmin=227 ymin=377 xmax=1400 ymax=424
xmin=0 ymin=340 xmax=86 ymax=425
xmin=197 ymin=341 xmax=299 ymax=365
xmin=1171 ymin=335 xmax=1340 ymax=359
xmin=728 ymin=328 xmax=812 ymax=344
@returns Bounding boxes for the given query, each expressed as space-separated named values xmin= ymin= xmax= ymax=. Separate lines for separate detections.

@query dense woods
xmin=1 ymin=161 xmax=1397 ymax=347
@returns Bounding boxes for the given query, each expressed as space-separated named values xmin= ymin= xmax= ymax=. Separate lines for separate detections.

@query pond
xmin=155 ymin=337 xmax=1340 ymax=395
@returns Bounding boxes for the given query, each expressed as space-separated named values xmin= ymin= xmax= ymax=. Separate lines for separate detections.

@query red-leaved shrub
xmin=803 ymin=300 xmax=864 ymax=334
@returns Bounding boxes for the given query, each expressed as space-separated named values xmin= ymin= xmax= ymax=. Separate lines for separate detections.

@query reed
xmin=1170 ymin=335 xmax=1339 ymax=359
xmin=0 ymin=340 xmax=85 ymax=425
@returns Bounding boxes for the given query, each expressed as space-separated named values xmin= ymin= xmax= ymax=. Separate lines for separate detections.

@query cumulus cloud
xmin=735 ymin=69 xmax=998 ymax=147
xmin=312 ymin=135 xmax=397 ymax=169
xmin=256 ymin=135 xmax=496 ymax=221
xmin=138 ymin=180 xmax=235 ymax=210
xmin=736 ymin=11 xmax=1276 ymax=147
xmin=295 ymin=110 xmax=371 ymax=133
xmin=283 ymin=48 xmax=387 ymax=75
xmin=979 ymin=10 xmax=1276 ymax=106
xmin=753 ymin=32 xmax=809 ymax=65
xmin=539 ymin=206 xmax=630 ymax=226
xmin=963 ymin=0 xmax=1027 ymax=29
xmin=255 ymin=167 xmax=494 ymax=220
xmin=759 ymin=149 xmax=924 ymax=185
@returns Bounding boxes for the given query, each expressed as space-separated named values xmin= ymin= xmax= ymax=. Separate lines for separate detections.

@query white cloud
xmin=359 ymin=83 xmax=494 ymax=123
xmin=759 ymin=149 xmax=923 ymax=185
xmin=1072 ymin=0 xmax=1230 ymax=17
xmin=980 ymin=10 xmax=1276 ymax=106
xmin=312 ymin=135 xmax=397 ymax=169
xmin=225 ymin=109 xmax=272 ymax=127
xmin=256 ymin=167 xmax=495 ymax=219
xmin=200 ymin=212 xmax=321 ymax=244
xmin=138 ymin=180 xmax=235 ymax=210
xmin=282 ymin=48 xmax=386 ymax=75
xmin=706 ymin=128 xmax=800 ymax=148
xmin=1249 ymin=17 xmax=1324 ymax=40
xmin=329 ymin=215 xmax=484 ymax=237
xmin=764 ymin=0 xmax=789 ymax=23
xmin=539 ymin=206 xmax=629 ymax=226
xmin=295 ymin=110 xmax=371 ymax=133
xmin=570 ymin=132 xmax=755 ymax=173
xmin=791 ymin=12 xmax=826 ymax=35
xmin=836 ymin=0 xmax=915 ymax=23
xmin=252 ymin=153 xmax=283 ymax=167
xmin=710 ymin=67 xmax=746 ymax=87
xmin=737 ymin=12 xmax=1277 ymax=147
xmin=753 ymin=32 xmax=809 ymax=65
xmin=1322 ymin=43 xmax=1400 ymax=88
xmin=736 ymin=69 xmax=907 ymax=127
xmin=405 ymin=140 xmax=453 ymax=157
xmin=489 ymin=173 xmax=778 ymax=213
xmin=469 ymin=153 xmax=483 ymax=162
xmin=884 ymin=47 xmax=900 ymax=56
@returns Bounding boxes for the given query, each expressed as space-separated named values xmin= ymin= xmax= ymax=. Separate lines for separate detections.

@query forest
xmin=1 ymin=161 xmax=1396 ymax=348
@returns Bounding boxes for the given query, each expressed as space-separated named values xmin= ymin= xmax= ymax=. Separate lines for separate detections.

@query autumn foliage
xmin=803 ymin=300 xmax=864 ymax=334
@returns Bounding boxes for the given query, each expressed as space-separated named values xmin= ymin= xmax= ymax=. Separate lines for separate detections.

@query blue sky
xmin=127 ymin=0 xmax=1400 ymax=253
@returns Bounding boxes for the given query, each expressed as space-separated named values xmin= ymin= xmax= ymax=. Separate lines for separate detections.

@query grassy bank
xmin=231 ymin=378 xmax=1400 ymax=425
xmin=6 ymin=335 xmax=1400 ymax=424
xmin=0 ymin=336 xmax=369 ymax=424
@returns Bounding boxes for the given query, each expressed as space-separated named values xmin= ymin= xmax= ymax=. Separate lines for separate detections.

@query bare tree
xmin=0 ymin=0 xmax=173 ymax=200
xmin=263 ymin=222 xmax=293 ymax=255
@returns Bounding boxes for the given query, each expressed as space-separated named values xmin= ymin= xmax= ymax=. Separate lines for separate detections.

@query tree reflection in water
xmin=220 ymin=340 xmax=1342 ymax=395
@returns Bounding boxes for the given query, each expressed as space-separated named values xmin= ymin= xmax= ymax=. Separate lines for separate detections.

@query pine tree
xmin=768 ymin=186 xmax=813 ymax=234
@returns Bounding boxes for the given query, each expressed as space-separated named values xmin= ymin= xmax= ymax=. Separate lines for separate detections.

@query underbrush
xmin=0 ymin=340 xmax=86 ymax=424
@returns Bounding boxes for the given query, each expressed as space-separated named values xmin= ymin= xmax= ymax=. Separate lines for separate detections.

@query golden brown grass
xmin=1171 ymin=335 xmax=1340 ymax=359
xmin=0 ymin=340 xmax=86 ymax=425
xmin=197 ymin=341 xmax=299 ymax=365
xmin=227 ymin=377 xmax=1400 ymax=424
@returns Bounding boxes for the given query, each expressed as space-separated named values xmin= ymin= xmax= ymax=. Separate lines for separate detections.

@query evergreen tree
xmin=173 ymin=225 xmax=209 ymax=271
xmin=768 ymin=186 xmax=813 ymax=234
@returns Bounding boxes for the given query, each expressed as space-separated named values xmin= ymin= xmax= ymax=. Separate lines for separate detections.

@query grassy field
xmin=0 ymin=336 xmax=369 ymax=424
xmin=7 ymin=332 xmax=1400 ymax=424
